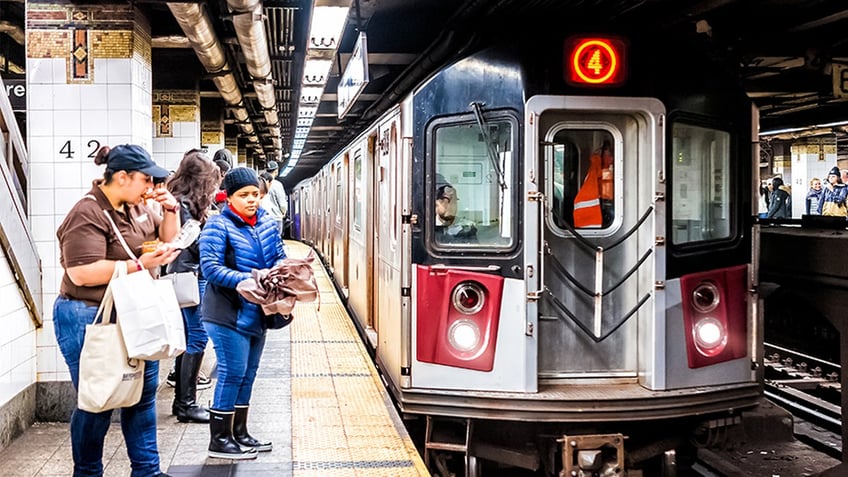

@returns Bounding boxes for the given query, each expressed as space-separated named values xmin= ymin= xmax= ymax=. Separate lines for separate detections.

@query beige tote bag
xmin=78 ymin=263 xmax=145 ymax=413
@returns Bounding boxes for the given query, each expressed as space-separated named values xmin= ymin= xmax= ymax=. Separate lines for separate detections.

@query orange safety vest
xmin=573 ymin=154 xmax=604 ymax=228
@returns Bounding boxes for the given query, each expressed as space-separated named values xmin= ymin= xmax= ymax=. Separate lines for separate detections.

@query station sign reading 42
xmin=59 ymin=140 xmax=102 ymax=159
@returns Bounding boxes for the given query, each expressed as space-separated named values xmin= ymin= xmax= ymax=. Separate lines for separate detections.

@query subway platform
xmin=0 ymin=241 xmax=429 ymax=477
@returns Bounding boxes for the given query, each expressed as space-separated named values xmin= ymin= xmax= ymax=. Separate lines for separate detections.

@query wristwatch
xmin=164 ymin=203 xmax=180 ymax=214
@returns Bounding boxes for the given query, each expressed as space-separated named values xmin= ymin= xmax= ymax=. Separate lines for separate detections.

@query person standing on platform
xmin=199 ymin=167 xmax=287 ymax=459
xmin=820 ymin=167 xmax=848 ymax=216
xmin=54 ymin=144 xmax=181 ymax=477
xmin=164 ymin=149 xmax=221 ymax=424
xmin=805 ymin=177 xmax=823 ymax=216
xmin=766 ymin=177 xmax=791 ymax=219
xmin=263 ymin=161 xmax=288 ymax=239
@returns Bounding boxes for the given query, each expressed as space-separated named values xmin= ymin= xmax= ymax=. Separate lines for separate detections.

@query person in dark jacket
xmin=199 ymin=167 xmax=286 ymax=460
xmin=164 ymin=149 xmax=222 ymax=423
xmin=766 ymin=177 xmax=791 ymax=219
xmin=819 ymin=166 xmax=848 ymax=216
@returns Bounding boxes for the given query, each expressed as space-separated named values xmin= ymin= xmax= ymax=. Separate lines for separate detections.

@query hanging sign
xmin=337 ymin=32 xmax=369 ymax=119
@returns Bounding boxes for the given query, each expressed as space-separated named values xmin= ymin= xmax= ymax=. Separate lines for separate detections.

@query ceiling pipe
xmin=227 ymin=0 xmax=281 ymax=159
xmin=166 ymin=2 xmax=258 ymax=139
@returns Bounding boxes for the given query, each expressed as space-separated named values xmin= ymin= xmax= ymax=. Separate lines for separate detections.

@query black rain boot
xmin=175 ymin=352 xmax=210 ymax=423
xmin=233 ymin=405 xmax=272 ymax=452
xmin=170 ymin=354 xmax=183 ymax=416
xmin=208 ymin=410 xmax=257 ymax=460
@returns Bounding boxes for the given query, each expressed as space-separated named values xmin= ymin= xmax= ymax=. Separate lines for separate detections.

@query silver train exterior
xmin=292 ymin=29 xmax=761 ymax=475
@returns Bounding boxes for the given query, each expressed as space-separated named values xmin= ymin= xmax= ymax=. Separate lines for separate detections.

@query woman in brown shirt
xmin=54 ymin=144 xmax=181 ymax=477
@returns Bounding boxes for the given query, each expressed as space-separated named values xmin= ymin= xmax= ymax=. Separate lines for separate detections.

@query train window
xmin=353 ymin=151 xmax=363 ymax=231
xmin=549 ymin=129 xmax=616 ymax=230
xmin=432 ymin=116 xmax=515 ymax=248
xmin=670 ymin=123 xmax=731 ymax=244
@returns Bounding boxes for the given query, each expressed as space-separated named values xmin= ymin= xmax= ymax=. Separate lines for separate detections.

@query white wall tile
xmin=29 ymin=215 xmax=54 ymax=242
xmin=29 ymin=162 xmax=55 ymax=189
xmin=27 ymin=111 xmax=54 ymax=137
xmin=53 ymin=84 xmax=82 ymax=111
xmin=53 ymin=110 xmax=82 ymax=137
xmin=108 ymin=110 xmax=132 ymax=136
xmin=104 ymin=58 xmax=132 ymax=84
xmin=36 ymin=322 xmax=56 ymax=348
xmin=80 ymin=84 xmax=109 ymax=111
xmin=108 ymin=84 xmax=132 ymax=111
xmin=52 ymin=59 xmax=67 ymax=83
xmin=34 ymin=240 xmax=56 ymax=267
xmin=55 ymin=189 xmax=83 ymax=217
xmin=26 ymin=58 xmax=54 ymax=84
xmin=28 ymin=84 xmax=53 ymax=111
xmin=53 ymin=162 xmax=83 ymax=188
xmin=29 ymin=191 xmax=55 ymax=216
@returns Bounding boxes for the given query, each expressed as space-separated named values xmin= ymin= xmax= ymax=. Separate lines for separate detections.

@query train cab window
xmin=670 ymin=123 xmax=731 ymax=244
xmin=431 ymin=116 xmax=516 ymax=248
xmin=549 ymin=128 xmax=616 ymax=230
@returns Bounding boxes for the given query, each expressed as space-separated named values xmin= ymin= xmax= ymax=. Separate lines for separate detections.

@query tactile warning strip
xmin=286 ymin=241 xmax=429 ymax=476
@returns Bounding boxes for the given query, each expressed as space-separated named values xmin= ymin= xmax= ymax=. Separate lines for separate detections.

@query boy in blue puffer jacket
xmin=199 ymin=167 xmax=286 ymax=460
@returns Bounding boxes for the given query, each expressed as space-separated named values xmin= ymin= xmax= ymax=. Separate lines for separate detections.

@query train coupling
xmin=558 ymin=433 xmax=625 ymax=477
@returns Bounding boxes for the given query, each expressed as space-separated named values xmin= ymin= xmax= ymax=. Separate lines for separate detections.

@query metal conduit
xmin=228 ymin=0 xmax=281 ymax=159
xmin=166 ymin=2 xmax=264 ymax=143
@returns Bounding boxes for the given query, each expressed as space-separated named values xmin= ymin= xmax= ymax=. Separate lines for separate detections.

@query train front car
xmin=404 ymin=29 xmax=760 ymax=475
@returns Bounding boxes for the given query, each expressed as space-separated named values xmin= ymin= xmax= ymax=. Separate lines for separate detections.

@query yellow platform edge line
xmin=284 ymin=240 xmax=430 ymax=477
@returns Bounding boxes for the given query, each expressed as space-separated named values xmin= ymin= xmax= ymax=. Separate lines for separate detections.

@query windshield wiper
xmin=470 ymin=101 xmax=507 ymax=191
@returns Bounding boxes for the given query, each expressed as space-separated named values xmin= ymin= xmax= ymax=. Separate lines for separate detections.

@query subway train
xmin=292 ymin=25 xmax=760 ymax=476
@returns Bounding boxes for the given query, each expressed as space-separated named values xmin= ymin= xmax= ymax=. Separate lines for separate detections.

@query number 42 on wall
xmin=60 ymin=139 xmax=101 ymax=159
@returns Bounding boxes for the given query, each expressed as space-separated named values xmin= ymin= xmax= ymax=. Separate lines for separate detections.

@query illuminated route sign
xmin=565 ymin=37 xmax=626 ymax=86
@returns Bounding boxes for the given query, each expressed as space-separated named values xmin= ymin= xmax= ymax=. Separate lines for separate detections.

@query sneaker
xmin=197 ymin=371 xmax=213 ymax=390
xmin=166 ymin=369 xmax=176 ymax=387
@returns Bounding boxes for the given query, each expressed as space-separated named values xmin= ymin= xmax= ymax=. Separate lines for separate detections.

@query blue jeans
xmin=203 ymin=321 xmax=266 ymax=411
xmin=182 ymin=278 xmax=209 ymax=354
xmin=53 ymin=296 xmax=162 ymax=477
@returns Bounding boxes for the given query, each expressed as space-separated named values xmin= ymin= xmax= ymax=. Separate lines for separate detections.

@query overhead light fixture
xmin=300 ymin=86 xmax=324 ymax=104
xmin=308 ymin=6 xmax=349 ymax=50
xmin=303 ymin=58 xmax=333 ymax=85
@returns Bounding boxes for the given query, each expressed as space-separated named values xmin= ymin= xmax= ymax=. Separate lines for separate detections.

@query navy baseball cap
xmin=106 ymin=144 xmax=169 ymax=179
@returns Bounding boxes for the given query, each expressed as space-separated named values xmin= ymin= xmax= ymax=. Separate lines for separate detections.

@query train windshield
xmin=670 ymin=123 xmax=732 ymax=244
xmin=431 ymin=116 xmax=515 ymax=248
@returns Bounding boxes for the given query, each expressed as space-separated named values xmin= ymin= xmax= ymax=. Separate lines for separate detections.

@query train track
xmin=763 ymin=341 xmax=842 ymax=458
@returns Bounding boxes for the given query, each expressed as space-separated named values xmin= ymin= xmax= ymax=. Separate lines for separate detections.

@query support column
xmin=26 ymin=3 xmax=153 ymax=420
xmin=153 ymin=89 xmax=200 ymax=171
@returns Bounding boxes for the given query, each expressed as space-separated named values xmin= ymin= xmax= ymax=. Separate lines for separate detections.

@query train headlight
xmin=691 ymin=282 xmax=720 ymax=313
xmin=452 ymin=281 xmax=485 ymax=315
xmin=448 ymin=319 xmax=481 ymax=352
xmin=694 ymin=317 xmax=726 ymax=354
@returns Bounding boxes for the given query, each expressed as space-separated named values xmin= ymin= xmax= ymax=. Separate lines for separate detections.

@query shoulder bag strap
xmin=101 ymin=209 xmax=138 ymax=261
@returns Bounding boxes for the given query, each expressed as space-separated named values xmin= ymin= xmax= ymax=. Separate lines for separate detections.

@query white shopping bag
xmin=111 ymin=267 xmax=186 ymax=360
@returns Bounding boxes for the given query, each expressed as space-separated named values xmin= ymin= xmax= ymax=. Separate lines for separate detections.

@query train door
xmin=526 ymin=96 xmax=664 ymax=380
xmin=331 ymin=156 xmax=349 ymax=295
xmin=376 ymin=114 xmax=403 ymax=366
xmin=347 ymin=139 xmax=375 ymax=337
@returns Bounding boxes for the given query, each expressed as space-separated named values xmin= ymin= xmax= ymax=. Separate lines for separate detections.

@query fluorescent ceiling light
xmin=308 ymin=6 xmax=349 ymax=50
xmin=300 ymin=86 xmax=324 ymax=104
xmin=298 ymin=106 xmax=318 ymax=118
xmin=303 ymin=58 xmax=333 ymax=85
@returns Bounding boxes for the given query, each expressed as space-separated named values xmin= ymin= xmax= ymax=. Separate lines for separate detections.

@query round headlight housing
xmin=448 ymin=319 xmax=481 ymax=353
xmin=692 ymin=282 xmax=720 ymax=313
xmin=694 ymin=317 xmax=726 ymax=355
xmin=452 ymin=281 xmax=485 ymax=315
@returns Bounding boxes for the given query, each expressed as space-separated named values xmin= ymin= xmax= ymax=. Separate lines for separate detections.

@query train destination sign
xmin=565 ymin=37 xmax=626 ymax=86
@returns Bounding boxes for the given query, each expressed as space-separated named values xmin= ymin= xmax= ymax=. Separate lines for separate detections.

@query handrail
xmin=0 ymin=74 xmax=43 ymax=326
